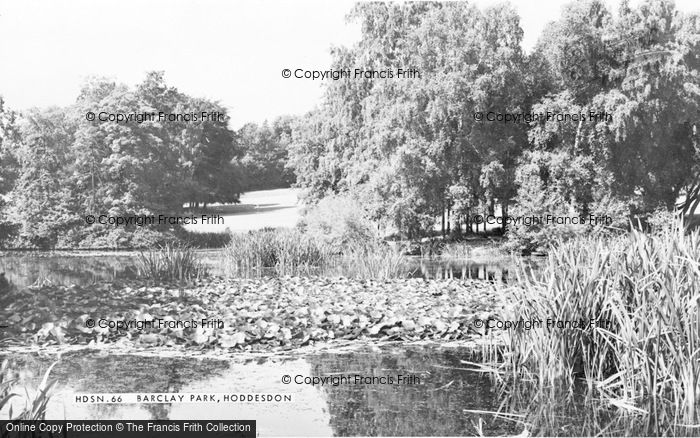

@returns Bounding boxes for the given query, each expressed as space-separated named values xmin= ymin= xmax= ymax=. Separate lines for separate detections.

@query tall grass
xmin=135 ymin=244 xmax=207 ymax=282
xmin=222 ymin=228 xmax=409 ymax=279
xmin=332 ymin=242 xmax=410 ymax=280
xmin=490 ymin=222 xmax=700 ymax=429
xmin=0 ymin=359 xmax=57 ymax=420
xmin=223 ymin=228 xmax=330 ymax=277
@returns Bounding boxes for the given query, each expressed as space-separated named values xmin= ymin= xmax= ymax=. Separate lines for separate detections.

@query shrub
xmin=506 ymin=150 xmax=622 ymax=254
xmin=300 ymin=195 xmax=378 ymax=252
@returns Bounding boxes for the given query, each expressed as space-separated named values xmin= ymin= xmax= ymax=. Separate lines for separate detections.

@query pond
xmin=0 ymin=252 xmax=533 ymax=288
xmin=0 ymin=344 xmax=628 ymax=437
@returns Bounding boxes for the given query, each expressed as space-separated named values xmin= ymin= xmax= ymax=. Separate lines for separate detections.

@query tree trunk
xmin=446 ymin=208 xmax=451 ymax=234
xmin=441 ymin=204 xmax=446 ymax=237
xmin=467 ymin=208 xmax=473 ymax=234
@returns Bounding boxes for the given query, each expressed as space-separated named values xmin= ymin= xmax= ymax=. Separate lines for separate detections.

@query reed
xmin=0 ymin=359 xmax=57 ymax=420
xmin=332 ymin=242 xmax=409 ymax=280
xmin=223 ymin=228 xmax=331 ymax=277
xmin=222 ymin=229 xmax=410 ymax=279
xmin=135 ymin=244 xmax=207 ymax=282
xmin=490 ymin=221 xmax=700 ymax=428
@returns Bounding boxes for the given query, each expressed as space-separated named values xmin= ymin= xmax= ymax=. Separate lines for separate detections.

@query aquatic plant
xmin=222 ymin=228 xmax=409 ymax=279
xmin=2 ymin=277 xmax=500 ymax=350
xmin=135 ymin=244 xmax=207 ymax=282
xmin=0 ymin=359 xmax=57 ymax=420
xmin=223 ymin=228 xmax=331 ymax=277
xmin=332 ymin=242 xmax=410 ymax=280
xmin=489 ymin=221 xmax=700 ymax=429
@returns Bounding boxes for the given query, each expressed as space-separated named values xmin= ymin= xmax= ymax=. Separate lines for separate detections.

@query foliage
xmin=489 ymin=224 xmax=700 ymax=428
xmin=237 ymin=117 xmax=297 ymax=190
xmin=289 ymin=2 xmax=530 ymax=237
xmin=135 ymin=244 xmax=207 ymax=283
xmin=504 ymin=149 xmax=600 ymax=253
xmin=1 ymin=72 xmax=244 ymax=249
xmin=223 ymin=228 xmax=331 ymax=277
xmin=332 ymin=241 xmax=409 ymax=280
xmin=0 ymin=1 xmax=697 ymax=251
xmin=0 ymin=359 xmax=57 ymax=420
xmin=513 ymin=0 xmax=700 ymax=242
xmin=0 ymin=98 xmax=20 ymax=247
xmin=176 ymin=229 xmax=231 ymax=248
xmin=223 ymin=227 xmax=409 ymax=279
xmin=288 ymin=0 xmax=700 ymax=247
xmin=300 ymin=194 xmax=379 ymax=252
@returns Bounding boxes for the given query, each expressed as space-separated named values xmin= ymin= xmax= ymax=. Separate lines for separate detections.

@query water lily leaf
xmin=220 ymin=332 xmax=246 ymax=348
xmin=402 ymin=319 xmax=416 ymax=330
xmin=192 ymin=327 xmax=209 ymax=344
xmin=433 ymin=320 xmax=447 ymax=333
xmin=328 ymin=314 xmax=341 ymax=325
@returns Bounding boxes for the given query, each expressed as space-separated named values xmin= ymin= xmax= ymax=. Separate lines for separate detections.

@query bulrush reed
xmin=0 ymin=360 xmax=57 ymax=420
xmin=222 ymin=228 xmax=409 ymax=279
xmin=135 ymin=243 xmax=207 ymax=282
xmin=490 ymin=221 xmax=700 ymax=429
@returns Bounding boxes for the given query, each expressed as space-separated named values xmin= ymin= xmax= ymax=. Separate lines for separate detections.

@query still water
xmin=0 ymin=252 xmax=519 ymax=288
xmin=1 ymin=344 xmax=672 ymax=436
xmin=1 ymin=346 xmax=517 ymax=436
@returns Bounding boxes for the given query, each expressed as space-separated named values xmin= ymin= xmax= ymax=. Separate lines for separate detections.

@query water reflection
xmin=407 ymin=257 xmax=544 ymax=281
xmin=0 ymin=346 xmax=514 ymax=436
xmin=2 ymin=345 xmax=685 ymax=436
xmin=408 ymin=259 xmax=510 ymax=281
xmin=306 ymin=346 xmax=516 ymax=436
xmin=0 ymin=254 xmax=138 ymax=288
xmin=0 ymin=252 xmax=528 ymax=288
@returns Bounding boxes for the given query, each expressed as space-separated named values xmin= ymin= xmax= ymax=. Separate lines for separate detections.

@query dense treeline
xmin=287 ymin=0 xmax=700 ymax=249
xmin=238 ymin=117 xmax=297 ymax=191
xmin=0 ymin=72 xmax=245 ymax=248
xmin=1 ymin=0 xmax=699 ymax=251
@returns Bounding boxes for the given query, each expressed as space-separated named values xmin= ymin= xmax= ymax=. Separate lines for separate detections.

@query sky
xmin=0 ymin=0 xmax=698 ymax=129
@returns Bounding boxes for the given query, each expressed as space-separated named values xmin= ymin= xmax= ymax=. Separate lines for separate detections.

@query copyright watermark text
xmin=472 ymin=318 xmax=613 ymax=330
xmin=467 ymin=214 xmax=613 ymax=226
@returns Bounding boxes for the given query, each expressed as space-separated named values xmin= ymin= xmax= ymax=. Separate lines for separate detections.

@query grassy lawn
xmin=183 ymin=188 xmax=301 ymax=234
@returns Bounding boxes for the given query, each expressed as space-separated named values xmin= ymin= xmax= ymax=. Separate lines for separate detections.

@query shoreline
xmin=0 ymin=338 xmax=496 ymax=361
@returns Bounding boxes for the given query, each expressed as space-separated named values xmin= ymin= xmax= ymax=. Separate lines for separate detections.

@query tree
xmin=0 ymin=97 xmax=21 ymax=245
xmin=10 ymin=107 xmax=79 ymax=248
xmin=4 ymin=72 xmax=246 ymax=248
xmin=238 ymin=116 xmax=297 ymax=191
xmin=523 ymin=0 xmax=700 ymax=215
xmin=290 ymin=2 xmax=530 ymax=237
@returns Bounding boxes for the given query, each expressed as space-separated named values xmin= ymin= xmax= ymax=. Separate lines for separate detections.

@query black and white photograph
xmin=1 ymin=0 xmax=699 ymax=436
